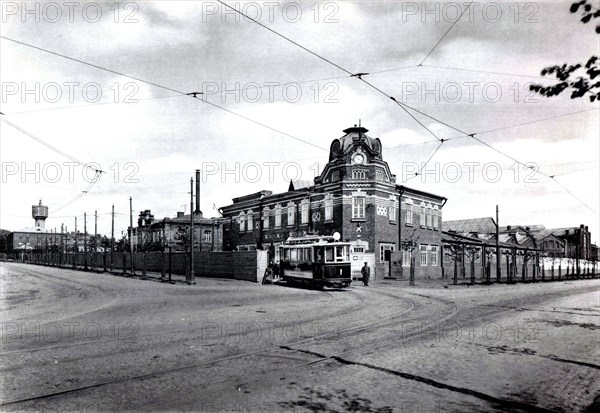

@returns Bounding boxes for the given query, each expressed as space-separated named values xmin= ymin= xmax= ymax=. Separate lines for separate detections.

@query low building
xmin=7 ymin=200 xmax=65 ymax=254
xmin=130 ymin=209 xmax=225 ymax=252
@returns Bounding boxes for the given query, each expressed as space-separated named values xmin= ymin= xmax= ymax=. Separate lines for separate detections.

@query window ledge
xmin=405 ymin=223 xmax=413 ymax=227
xmin=351 ymin=218 xmax=366 ymax=222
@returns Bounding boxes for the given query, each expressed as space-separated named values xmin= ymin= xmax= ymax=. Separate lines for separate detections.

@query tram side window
xmin=333 ymin=246 xmax=349 ymax=262
xmin=283 ymin=248 xmax=290 ymax=261
xmin=325 ymin=246 xmax=334 ymax=262
xmin=315 ymin=247 xmax=324 ymax=262
xmin=290 ymin=248 xmax=298 ymax=262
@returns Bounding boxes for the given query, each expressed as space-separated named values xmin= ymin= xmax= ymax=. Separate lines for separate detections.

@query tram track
xmin=0 ymin=283 xmax=413 ymax=408
xmin=0 ymin=284 xmax=415 ymax=407
xmin=142 ymin=284 xmax=598 ymax=410
xmin=5 ymin=265 xmax=594 ymax=410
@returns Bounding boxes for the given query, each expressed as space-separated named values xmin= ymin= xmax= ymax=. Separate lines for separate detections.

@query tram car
xmin=279 ymin=233 xmax=352 ymax=289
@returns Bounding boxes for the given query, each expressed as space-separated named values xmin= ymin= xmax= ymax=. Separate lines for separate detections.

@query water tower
xmin=32 ymin=199 xmax=48 ymax=230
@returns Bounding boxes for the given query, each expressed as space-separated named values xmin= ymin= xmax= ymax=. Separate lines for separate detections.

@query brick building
xmin=220 ymin=124 xmax=447 ymax=281
xmin=130 ymin=209 xmax=225 ymax=252
xmin=7 ymin=200 xmax=65 ymax=254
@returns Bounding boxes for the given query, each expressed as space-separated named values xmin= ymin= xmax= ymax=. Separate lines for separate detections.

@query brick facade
xmin=220 ymin=125 xmax=447 ymax=281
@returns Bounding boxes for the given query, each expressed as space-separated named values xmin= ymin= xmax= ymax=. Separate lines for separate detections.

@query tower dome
xmin=329 ymin=124 xmax=382 ymax=162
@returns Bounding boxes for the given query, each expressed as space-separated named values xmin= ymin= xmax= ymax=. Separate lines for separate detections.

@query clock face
xmin=353 ymin=154 xmax=364 ymax=164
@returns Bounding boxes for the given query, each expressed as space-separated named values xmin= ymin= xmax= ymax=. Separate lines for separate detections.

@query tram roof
xmin=284 ymin=235 xmax=350 ymax=246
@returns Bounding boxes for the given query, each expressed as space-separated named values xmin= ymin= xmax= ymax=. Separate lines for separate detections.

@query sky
xmin=1 ymin=0 xmax=598 ymax=243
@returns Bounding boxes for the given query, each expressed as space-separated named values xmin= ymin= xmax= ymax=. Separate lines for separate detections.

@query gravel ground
xmin=0 ymin=262 xmax=598 ymax=412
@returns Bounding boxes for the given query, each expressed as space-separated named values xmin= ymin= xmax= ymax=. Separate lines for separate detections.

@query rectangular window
xmin=426 ymin=207 xmax=432 ymax=227
xmin=287 ymin=205 xmax=295 ymax=226
xmin=353 ymin=196 xmax=366 ymax=219
xmin=380 ymin=243 xmax=395 ymax=263
xmin=246 ymin=211 xmax=253 ymax=232
xmin=444 ymin=249 xmax=451 ymax=264
xmin=325 ymin=196 xmax=333 ymax=221
xmin=301 ymin=202 xmax=309 ymax=224
xmin=389 ymin=199 xmax=396 ymax=221
xmin=405 ymin=203 xmax=413 ymax=224
xmin=202 ymin=230 xmax=212 ymax=243
xmin=376 ymin=171 xmax=383 ymax=181
xmin=402 ymin=248 xmax=411 ymax=267
xmin=239 ymin=213 xmax=245 ymax=232
xmin=274 ymin=242 xmax=282 ymax=263
xmin=430 ymin=245 xmax=438 ymax=267
xmin=420 ymin=205 xmax=426 ymax=226
xmin=420 ymin=244 xmax=428 ymax=266
xmin=263 ymin=208 xmax=269 ymax=229
xmin=353 ymin=246 xmax=365 ymax=253
xmin=325 ymin=246 xmax=334 ymax=262
xmin=433 ymin=209 xmax=439 ymax=229
xmin=331 ymin=171 xmax=339 ymax=181
xmin=275 ymin=207 xmax=281 ymax=227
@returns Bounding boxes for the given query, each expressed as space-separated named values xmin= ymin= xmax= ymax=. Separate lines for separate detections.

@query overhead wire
xmin=1 ymin=116 xmax=104 ymax=174
xmin=214 ymin=0 xmax=456 ymax=141
xmin=419 ymin=1 xmax=475 ymax=65
xmin=3 ymin=94 xmax=186 ymax=116
xmin=214 ymin=1 xmax=597 ymax=212
xmin=418 ymin=64 xmax=549 ymax=80
xmin=4 ymin=6 xmax=597 ymax=213
xmin=0 ymin=35 xmax=327 ymax=152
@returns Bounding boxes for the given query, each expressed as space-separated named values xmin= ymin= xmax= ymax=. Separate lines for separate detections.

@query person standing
xmin=361 ymin=262 xmax=370 ymax=286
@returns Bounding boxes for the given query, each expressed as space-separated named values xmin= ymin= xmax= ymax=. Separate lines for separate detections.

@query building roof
xmin=397 ymin=185 xmax=447 ymax=203
xmin=442 ymin=217 xmax=497 ymax=233
xmin=288 ymin=179 xmax=313 ymax=191
xmin=337 ymin=125 xmax=381 ymax=154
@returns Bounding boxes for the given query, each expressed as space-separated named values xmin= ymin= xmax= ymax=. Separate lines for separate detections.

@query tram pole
xmin=111 ymin=204 xmax=115 ymax=272
xmin=189 ymin=177 xmax=195 ymax=285
xmin=129 ymin=196 xmax=135 ymax=276
xmin=495 ymin=205 xmax=501 ymax=282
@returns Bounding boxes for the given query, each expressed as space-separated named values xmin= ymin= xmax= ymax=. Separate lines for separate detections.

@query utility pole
xmin=94 ymin=210 xmax=98 ymax=270
xmin=496 ymin=205 xmax=501 ymax=282
xmin=74 ymin=216 xmax=78 ymax=269
xmin=195 ymin=169 xmax=202 ymax=253
xmin=84 ymin=212 xmax=88 ymax=270
xmin=61 ymin=223 xmax=65 ymax=267
xmin=111 ymin=204 xmax=115 ymax=272
xmin=129 ymin=196 xmax=134 ymax=275
xmin=189 ymin=177 xmax=195 ymax=284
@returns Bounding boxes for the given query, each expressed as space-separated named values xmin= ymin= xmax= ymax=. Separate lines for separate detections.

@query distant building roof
xmin=442 ymin=217 xmax=497 ymax=234
xmin=288 ymin=179 xmax=313 ymax=191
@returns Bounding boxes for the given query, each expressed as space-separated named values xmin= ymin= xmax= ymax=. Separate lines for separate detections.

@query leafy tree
xmin=529 ymin=1 xmax=600 ymax=102
xmin=115 ymin=235 xmax=130 ymax=252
